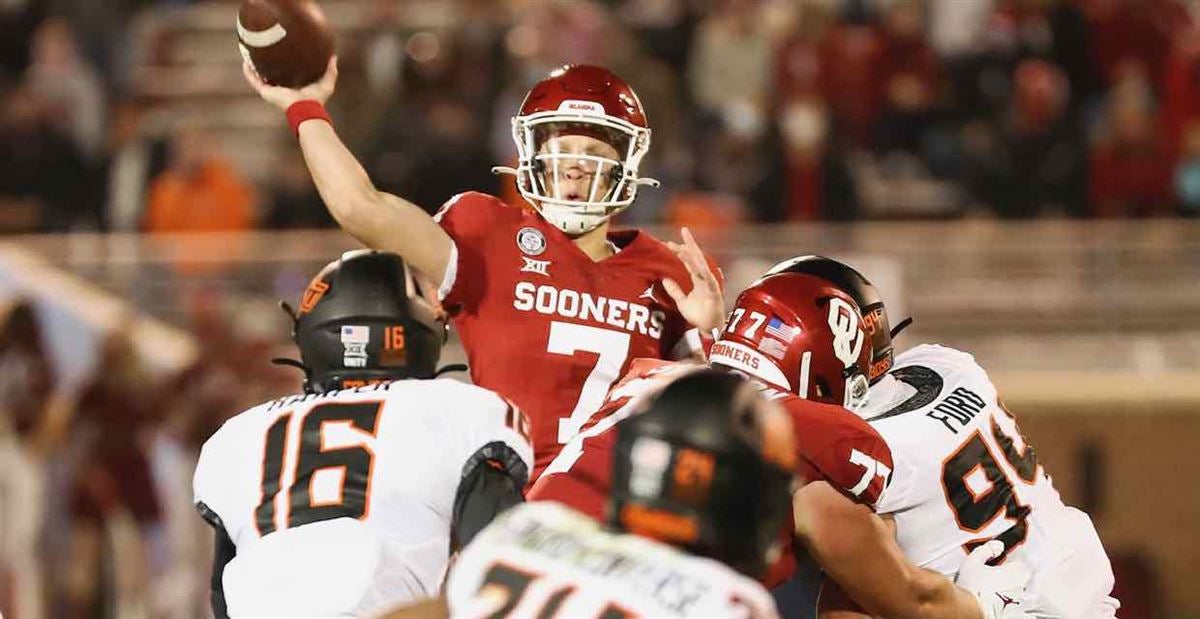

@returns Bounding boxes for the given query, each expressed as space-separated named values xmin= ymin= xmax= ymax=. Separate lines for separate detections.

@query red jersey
xmin=435 ymin=193 xmax=706 ymax=479
xmin=528 ymin=358 xmax=894 ymax=587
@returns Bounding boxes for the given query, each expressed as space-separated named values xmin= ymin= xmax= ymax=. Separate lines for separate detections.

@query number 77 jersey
xmin=435 ymin=192 xmax=719 ymax=479
xmin=192 ymin=379 xmax=533 ymax=618
xmin=862 ymin=344 xmax=1119 ymax=618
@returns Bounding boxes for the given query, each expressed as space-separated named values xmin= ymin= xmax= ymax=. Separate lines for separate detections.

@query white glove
xmin=955 ymin=540 xmax=1033 ymax=619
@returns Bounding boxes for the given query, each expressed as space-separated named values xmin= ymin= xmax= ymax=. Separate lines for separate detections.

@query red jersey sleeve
xmin=433 ymin=192 xmax=508 ymax=312
xmin=526 ymin=428 xmax=615 ymax=521
xmin=784 ymin=398 xmax=894 ymax=508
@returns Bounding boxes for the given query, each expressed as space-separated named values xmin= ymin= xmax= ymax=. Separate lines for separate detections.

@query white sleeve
xmin=192 ymin=435 xmax=221 ymax=512
xmin=447 ymin=383 xmax=534 ymax=481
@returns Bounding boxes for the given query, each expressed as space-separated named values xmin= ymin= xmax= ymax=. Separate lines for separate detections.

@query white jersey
xmin=863 ymin=344 xmax=1118 ymax=619
xmin=193 ymin=379 xmax=533 ymax=618
xmin=447 ymin=502 xmax=779 ymax=619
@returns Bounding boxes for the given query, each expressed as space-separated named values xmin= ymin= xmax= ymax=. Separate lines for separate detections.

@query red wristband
xmin=286 ymin=100 xmax=331 ymax=136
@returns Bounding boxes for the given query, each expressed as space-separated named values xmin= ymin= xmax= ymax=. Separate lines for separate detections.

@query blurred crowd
xmin=0 ymin=290 xmax=302 ymax=616
xmin=0 ymin=0 xmax=1196 ymax=615
xmin=1 ymin=0 xmax=1200 ymax=237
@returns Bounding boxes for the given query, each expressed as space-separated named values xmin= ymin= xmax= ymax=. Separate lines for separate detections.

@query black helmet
xmin=608 ymin=370 xmax=796 ymax=578
xmin=764 ymin=255 xmax=906 ymax=384
xmin=283 ymin=250 xmax=446 ymax=393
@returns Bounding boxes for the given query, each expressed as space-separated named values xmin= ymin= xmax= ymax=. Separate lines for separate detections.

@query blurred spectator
xmin=143 ymin=124 xmax=256 ymax=233
xmin=967 ymin=59 xmax=1087 ymax=217
xmin=816 ymin=4 xmax=888 ymax=146
xmin=265 ymin=147 xmax=334 ymax=229
xmin=614 ymin=0 xmax=696 ymax=75
xmin=62 ymin=328 xmax=160 ymax=617
xmin=103 ymin=101 xmax=168 ymax=232
xmin=24 ymin=18 xmax=106 ymax=160
xmin=0 ymin=299 xmax=54 ymax=619
xmin=874 ymin=0 xmax=944 ymax=156
xmin=1081 ymin=0 xmax=1191 ymax=89
xmin=755 ymin=98 xmax=859 ymax=221
xmin=1089 ymin=68 xmax=1172 ymax=217
xmin=0 ymin=86 xmax=97 ymax=233
xmin=775 ymin=1 xmax=835 ymax=103
xmin=689 ymin=0 xmax=774 ymax=123
xmin=0 ymin=0 xmax=45 ymax=79
xmin=0 ymin=300 xmax=55 ymax=444
xmin=927 ymin=0 xmax=993 ymax=61
xmin=1173 ymin=121 xmax=1200 ymax=216
xmin=1161 ymin=25 xmax=1200 ymax=161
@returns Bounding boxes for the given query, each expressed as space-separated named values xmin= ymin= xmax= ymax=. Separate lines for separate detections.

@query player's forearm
xmin=296 ymin=120 xmax=451 ymax=279
xmin=795 ymin=482 xmax=982 ymax=619
xmin=903 ymin=566 xmax=986 ymax=619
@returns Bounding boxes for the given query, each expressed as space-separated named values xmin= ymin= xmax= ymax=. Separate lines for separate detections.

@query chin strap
xmin=890 ymin=317 xmax=914 ymax=340
xmin=271 ymin=357 xmax=314 ymax=393
xmin=433 ymin=364 xmax=469 ymax=378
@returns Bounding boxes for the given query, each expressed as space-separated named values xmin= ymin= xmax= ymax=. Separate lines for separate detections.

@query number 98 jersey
xmin=446 ymin=502 xmax=779 ymax=619
xmin=192 ymin=379 xmax=533 ymax=618
xmin=862 ymin=344 xmax=1119 ymax=618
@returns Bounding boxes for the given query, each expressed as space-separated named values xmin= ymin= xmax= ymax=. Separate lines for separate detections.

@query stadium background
xmin=0 ymin=0 xmax=1197 ymax=616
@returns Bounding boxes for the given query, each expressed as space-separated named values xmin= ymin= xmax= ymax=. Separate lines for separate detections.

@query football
xmin=237 ymin=0 xmax=334 ymax=88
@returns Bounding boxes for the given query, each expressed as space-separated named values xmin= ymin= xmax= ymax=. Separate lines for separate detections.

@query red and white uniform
xmin=528 ymin=358 xmax=893 ymax=587
xmin=435 ymin=192 xmax=710 ymax=478
xmin=446 ymin=501 xmax=779 ymax=619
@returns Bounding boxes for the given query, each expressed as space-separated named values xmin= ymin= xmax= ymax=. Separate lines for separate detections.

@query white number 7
xmin=848 ymin=449 xmax=891 ymax=497
xmin=726 ymin=308 xmax=766 ymax=338
xmin=547 ymin=321 xmax=631 ymax=443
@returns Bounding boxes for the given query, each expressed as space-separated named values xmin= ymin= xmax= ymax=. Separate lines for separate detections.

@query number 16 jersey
xmin=192 ymin=379 xmax=533 ymax=618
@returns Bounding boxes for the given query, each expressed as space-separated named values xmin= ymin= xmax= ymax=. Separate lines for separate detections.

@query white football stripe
xmin=237 ymin=16 xmax=287 ymax=48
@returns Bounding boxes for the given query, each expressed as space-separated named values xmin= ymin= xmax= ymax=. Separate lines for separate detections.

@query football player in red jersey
xmin=244 ymin=60 xmax=725 ymax=479
xmin=529 ymin=269 xmax=1032 ymax=619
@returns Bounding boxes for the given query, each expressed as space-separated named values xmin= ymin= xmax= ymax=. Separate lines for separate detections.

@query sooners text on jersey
xmin=435 ymin=192 xmax=707 ymax=479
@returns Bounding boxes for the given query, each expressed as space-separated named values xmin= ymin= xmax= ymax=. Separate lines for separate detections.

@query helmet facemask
xmin=497 ymin=108 xmax=657 ymax=236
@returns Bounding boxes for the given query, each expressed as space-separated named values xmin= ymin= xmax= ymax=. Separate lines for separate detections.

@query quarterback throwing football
xmin=245 ymin=60 xmax=725 ymax=479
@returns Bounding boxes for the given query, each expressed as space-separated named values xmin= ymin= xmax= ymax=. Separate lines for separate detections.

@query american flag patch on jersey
xmin=764 ymin=316 xmax=796 ymax=342
xmin=760 ymin=337 xmax=788 ymax=360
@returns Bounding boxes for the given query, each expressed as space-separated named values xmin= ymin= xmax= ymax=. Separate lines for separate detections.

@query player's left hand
xmin=663 ymin=227 xmax=725 ymax=332
xmin=956 ymin=541 xmax=1033 ymax=619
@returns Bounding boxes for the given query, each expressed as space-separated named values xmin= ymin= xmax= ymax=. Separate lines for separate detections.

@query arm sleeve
xmin=787 ymin=400 xmax=895 ymax=508
xmin=196 ymin=501 xmax=236 ymax=619
xmin=815 ymin=435 xmax=895 ymax=508
xmin=450 ymin=441 xmax=529 ymax=552
xmin=432 ymin=192 xmax=504 ymax=311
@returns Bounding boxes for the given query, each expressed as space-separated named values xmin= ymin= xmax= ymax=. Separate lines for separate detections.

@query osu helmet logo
xmin=299 ymin=280 xmax=330 ymax=314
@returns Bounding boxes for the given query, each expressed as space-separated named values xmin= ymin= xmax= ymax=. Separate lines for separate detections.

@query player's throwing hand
xmin=663 ymin=227 xmax=725 ymax=332
xmin=243 ymin=55 xmax=338 ymax=110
